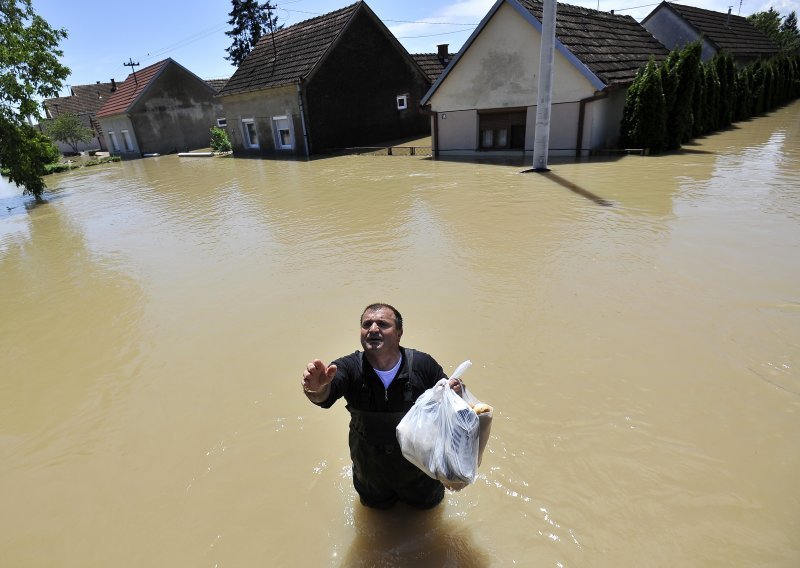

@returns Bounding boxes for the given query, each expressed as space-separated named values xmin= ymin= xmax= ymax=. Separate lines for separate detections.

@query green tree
xmin=779 ymin=12 xmax=800 ymax=53
xmin=749 ymin=8 xmax=800 ymax=53
xmin=209 ymin=126 xmax=232 ymax=152
xmin=0 ymin=0 xmax=69 ymax=201
xmin=44 ymin=112 xmax=94 ymax=153
xmin=225 ymin=0 xmax=282 ymax=66
xmin=619 ymin=58 xmax=667 ymax=152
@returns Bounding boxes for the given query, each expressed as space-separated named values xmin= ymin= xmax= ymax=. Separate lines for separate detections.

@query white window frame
xmin=108 ymin=131 xmax=119 ymax=152
xmin=396 ymin=94 xmax=409 ymax=110
xmin=271 ymin=115 xmax=293 ymax=150
xmin=241 ymin=118 xmax=259 ymax=148
xmin=216 ymin=118 xmax=227 ymax=128
xmin=121 ymin=129 xmax=133 ymax=151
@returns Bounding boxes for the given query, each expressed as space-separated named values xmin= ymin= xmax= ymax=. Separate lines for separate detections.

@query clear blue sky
xmin=32 ymin=0 xmax=799 ymax=99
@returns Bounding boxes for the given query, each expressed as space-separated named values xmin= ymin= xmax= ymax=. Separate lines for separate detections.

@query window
xmin=121 ymin=129 xmax=133 ymax=151
xmin=241 ymin=118 xmax=259 ymax=148
xmin=216 ymin=118 xmax=227 ymax=128
xmin=479 ymin=110 xmax=526 ymax=150
xmin=108 ymin=131 xmax=119 ymax=152
xmin=396 ymin=94 xmax=409 ymax=110
xmin=272 ymin=116 xmax=292 ymax=149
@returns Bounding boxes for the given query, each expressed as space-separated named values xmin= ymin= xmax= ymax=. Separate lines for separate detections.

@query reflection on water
xmin=1 ymin=101 xmax=799 ymax=567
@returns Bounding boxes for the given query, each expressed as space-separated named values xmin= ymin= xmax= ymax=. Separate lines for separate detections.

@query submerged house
xmin=41 ymin=82 xmax=115 ymax=153
xmin=95 ymin=58 xmax=218 ymax=158
xmin=216 ymin=2 xmax=432 ymax=157
xmin=421 ymin=0 xmax=669 ymax=158
xmin=642 ymin=2 xmax=780 ymax=66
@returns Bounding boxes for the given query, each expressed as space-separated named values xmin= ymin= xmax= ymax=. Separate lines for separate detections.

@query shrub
xmin=210 ymin=126 xmax=232 ymax=152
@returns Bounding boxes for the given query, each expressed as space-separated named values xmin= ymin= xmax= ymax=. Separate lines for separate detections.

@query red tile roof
xmin=96 ymin=59 xmax=171 ymax=118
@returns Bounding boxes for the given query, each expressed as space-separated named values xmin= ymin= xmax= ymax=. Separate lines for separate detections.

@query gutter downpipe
xmin=532 ymin=0 xmax=557 ymax=171
xmin=297 ymin=81 xmax=311 ymax=157
xmin=575 ymin=90 xmax=608 ymax=158
xmin=432 ymin=108 xmax=439 ymax=159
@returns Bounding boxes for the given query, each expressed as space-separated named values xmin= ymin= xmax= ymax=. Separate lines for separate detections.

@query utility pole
xmin=123 ymin=58 xmax=140 ymax=86
xmin=532 ymin=0 xmax=557 ymax=171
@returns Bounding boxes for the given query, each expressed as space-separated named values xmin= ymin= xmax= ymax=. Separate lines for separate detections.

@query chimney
xmin=726 ymin=6 xmax=732 ymax=28
xmin=437 ymin=43 xmax=449 ymax=64
xmin=110 ymin=78 xmax=116 ymax=92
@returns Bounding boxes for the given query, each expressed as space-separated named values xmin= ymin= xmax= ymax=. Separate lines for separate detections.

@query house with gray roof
xmin=216 ymin=2 xmax=432 ymax=157
xmin=642 ymin=2 xmax=780 ymax=66
xmin=421 ymin=0 xmax=669 ymax=158
xmin=41 ymin=82 xmax=115 ymax=153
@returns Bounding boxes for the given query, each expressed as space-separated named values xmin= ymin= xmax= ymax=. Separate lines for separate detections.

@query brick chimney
xmin=437 ymin=43 xmax=449 ymax=64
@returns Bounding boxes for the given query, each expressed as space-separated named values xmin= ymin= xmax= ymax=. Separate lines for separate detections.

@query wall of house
xmin=128 ymin=63 xmax=218 ymax=154
xmin=435 ymin=110 xmax=478 ymax=151
xmin=428 ymin=2 xmax=595 ymax=112
xmin=586 ymin=89 xmax=628 ymax=151
xmin=642 ymin=9 xmax=717 ymax=61
xmin=303 ymin=8 xmax=430 ymax=153
xmin=524 ymin=102 xmax=581 ymax=156
xmin=97 ymin=115 xmax=141 ymax=158
xmin=217 ymin=85 xmax=304 ymax=156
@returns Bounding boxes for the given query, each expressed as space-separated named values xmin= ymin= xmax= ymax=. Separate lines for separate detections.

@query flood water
xmin=2 ymin=101 xmax=799 ymax=567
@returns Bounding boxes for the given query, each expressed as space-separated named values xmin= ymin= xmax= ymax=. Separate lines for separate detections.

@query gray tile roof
xmin=644 ymin=2 xmax=780 ymax=59
xmin=218 ymin=3 xmax=359 ymax=97
xmin=412 ymin=53 xmax=454 ymax=83
xmin=517 ymin=0 xmax=669 ymax=86
xmin=205 ymin=78 xmax=230 ymax=92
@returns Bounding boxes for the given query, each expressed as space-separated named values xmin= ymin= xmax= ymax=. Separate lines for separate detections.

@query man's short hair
xmin=361 ymin=303 xmax=403 ymax=331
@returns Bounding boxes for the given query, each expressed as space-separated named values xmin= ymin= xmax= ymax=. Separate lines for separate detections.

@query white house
xmin=421 ymin=0 xmax=670 ymax=158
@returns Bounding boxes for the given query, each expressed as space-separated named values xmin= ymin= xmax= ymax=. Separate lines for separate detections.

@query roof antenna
xmin=123 ymin=58 xmax=141 ymax=86
xmin=738 ymin=0 xmax=743 ymax=15
xmin=267 ymin=3 xmax=278 ymax=75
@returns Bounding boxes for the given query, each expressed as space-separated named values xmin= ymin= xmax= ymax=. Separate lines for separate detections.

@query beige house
xmin=421 ymin=0 xmax=669 ymax=158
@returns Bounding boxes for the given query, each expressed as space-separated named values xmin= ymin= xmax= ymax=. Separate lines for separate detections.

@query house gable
xmin=303 ymin=4 xmax=430 ymax=151
xmin=423 ymin=0 xmax=668 ymax=108
xmin=424 ymin=1 xmax=600 ymax=111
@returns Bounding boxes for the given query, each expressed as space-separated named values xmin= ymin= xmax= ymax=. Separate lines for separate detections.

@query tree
xmin=749 ymin=8 xmax=800 ymax=53
xmin=0 ymin=0 xmax=69 ymax=201
xmin=44 ymin=112 xmax=94 ymax=153
xmin=619 ymin=58 xmax=667 ymax=152
xmin=225 ymin=1 xmax=282 ymax=67
xmin=779 ymin=12 xmax=800 ymax=53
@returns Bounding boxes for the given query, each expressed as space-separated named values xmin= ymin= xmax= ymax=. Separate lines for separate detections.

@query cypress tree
xmin=629 ymin=59 xmax=667 ymax=152
xmin=674 ymin=42 xmax=701 ymax=145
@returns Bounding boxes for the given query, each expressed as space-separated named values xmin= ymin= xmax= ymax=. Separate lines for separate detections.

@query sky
xmin=32 ymin=0 xmax=800 ymax=101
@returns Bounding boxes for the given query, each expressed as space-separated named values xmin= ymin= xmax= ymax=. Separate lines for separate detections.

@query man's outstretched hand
xmin=302 ymin=359 xmax=337 ymax=401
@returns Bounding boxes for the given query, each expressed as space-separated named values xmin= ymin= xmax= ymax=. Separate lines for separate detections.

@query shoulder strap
xmin=403 ymin=348 xmax=416 ymax=402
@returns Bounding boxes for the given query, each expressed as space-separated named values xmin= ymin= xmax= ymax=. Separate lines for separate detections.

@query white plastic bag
xmin=396 ymin=378 xmax=479 ymax=484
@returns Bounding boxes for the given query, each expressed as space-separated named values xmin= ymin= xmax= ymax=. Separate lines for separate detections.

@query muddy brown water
xmin=2 ymin=102 xmax=799 ymax=567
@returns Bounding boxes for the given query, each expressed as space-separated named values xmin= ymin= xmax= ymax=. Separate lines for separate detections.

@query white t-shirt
xmin=373 ymin=355 xmax=403 ymax=389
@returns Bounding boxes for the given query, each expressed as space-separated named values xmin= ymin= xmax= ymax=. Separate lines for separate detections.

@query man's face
xmin=360 ymin=307 xmax=402 ymax=356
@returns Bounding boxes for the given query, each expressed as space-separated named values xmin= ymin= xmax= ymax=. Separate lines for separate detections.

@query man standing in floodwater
xmin=301 ymin=303 xmax=460 ymax=509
